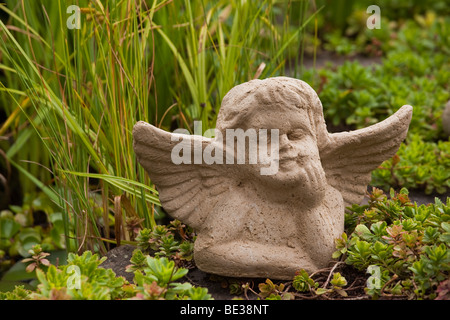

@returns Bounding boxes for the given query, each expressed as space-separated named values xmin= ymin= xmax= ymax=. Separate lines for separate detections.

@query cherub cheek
xmin=304 ymin=162 xmax=327 ymax=195
xmin=291 ymin=139 xmax=318 ymax=154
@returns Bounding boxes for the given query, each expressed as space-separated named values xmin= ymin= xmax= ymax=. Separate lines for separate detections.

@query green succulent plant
xmin=372 ymin=135 xmax=450 ymax=195
xmin=0 ymin=193 xmax=66 ymax=275
xmin=1 ymin=248 xmax=212 ymax=300
xmin=335 ymin=188 xmax=450 ymax=299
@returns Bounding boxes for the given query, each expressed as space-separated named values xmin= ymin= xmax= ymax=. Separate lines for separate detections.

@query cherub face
xmin=243 ymin=107 xmax=327 ymax=203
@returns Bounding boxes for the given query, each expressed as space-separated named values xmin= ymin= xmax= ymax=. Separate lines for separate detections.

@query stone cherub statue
xmin=133 ymin=77 xmax=412 ymax=279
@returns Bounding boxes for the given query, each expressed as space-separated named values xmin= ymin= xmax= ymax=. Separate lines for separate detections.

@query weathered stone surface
xmin=133 ymin=77 xmax=412 ymax=279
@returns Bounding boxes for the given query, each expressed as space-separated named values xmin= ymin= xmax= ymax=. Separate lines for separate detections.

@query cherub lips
xmin=278 ymin=156 xmax=299 ymax=167
xmin=280 ymin=157 xmax=297 ymax=162
xmin=279 ymin=153 xmax=305 ymax=162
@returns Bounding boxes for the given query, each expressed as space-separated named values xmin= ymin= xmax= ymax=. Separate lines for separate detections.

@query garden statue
xmin=133 ymin=77 xmax=412 ymax=279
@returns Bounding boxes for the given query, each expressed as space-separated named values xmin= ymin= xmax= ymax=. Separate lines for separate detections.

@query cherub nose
xmin=279 ymin=134 xmax=291 ymax=150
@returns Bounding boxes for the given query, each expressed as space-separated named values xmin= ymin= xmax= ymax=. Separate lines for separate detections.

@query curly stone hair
xmin=216 ymin=77 xmax=330 ymax=149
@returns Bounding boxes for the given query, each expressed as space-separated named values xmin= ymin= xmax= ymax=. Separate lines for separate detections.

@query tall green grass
xmin=0 ymin=0 xmax=319 ymax=253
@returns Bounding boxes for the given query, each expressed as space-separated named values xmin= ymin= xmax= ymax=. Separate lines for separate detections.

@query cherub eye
xmin=287 ymin=130 xmax=304 ymax=140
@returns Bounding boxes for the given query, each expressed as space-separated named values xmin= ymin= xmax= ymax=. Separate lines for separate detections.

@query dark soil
xmin=101 ymin=244 xmax=257 ymax=300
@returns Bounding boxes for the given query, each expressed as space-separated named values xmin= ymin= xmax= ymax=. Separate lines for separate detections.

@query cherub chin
xmin=133 ymin=77 xmax=412 ymax=279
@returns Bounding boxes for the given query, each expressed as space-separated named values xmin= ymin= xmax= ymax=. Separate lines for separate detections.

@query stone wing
xmin=133 ymin=121 xmax=230 ymax=230
xmin=320 ymin=105 xmax=413 ymax=208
